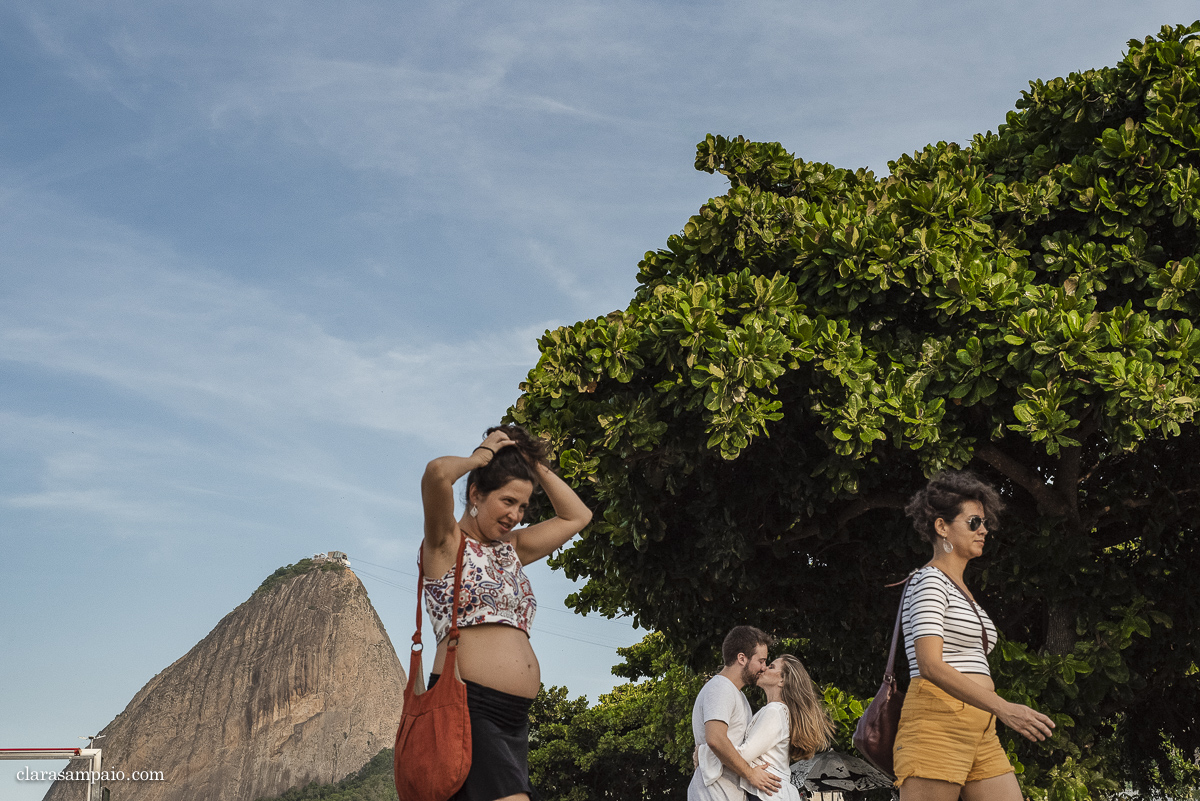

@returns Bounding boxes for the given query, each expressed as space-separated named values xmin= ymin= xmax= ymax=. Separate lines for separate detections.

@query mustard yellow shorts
xmin=892 ymin=678 xmax=1014 ymax=787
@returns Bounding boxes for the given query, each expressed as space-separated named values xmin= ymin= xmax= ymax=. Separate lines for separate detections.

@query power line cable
xmin=351 ymin=556 xmax=638 ymax=625
xmin=353 ymin=569 xmax=632 ymax=650
xmin=353 ymin=558 xmax=419 ymax=580
xmin=353 ymin=568 xmax=416 ymax=595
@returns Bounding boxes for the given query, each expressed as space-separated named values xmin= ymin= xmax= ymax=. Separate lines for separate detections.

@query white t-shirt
xmin=689 ymin=674 xmax=752 ymax=801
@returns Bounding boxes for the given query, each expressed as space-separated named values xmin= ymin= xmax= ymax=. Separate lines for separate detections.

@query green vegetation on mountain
xmin=254 ymin=748 xmax=397 ymax=801
xmin=511 ymin=22 xmax=1200 ymax=798
xmin=254 ymin=557 xmax=346 ymax=597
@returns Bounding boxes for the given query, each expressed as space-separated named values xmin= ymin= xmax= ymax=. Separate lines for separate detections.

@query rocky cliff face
xmin=44 ymin=565 xmax=406 ymax=801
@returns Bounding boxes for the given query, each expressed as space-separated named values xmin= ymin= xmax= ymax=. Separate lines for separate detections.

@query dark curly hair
xmin=465 ymin=424 xmax=550 ymax=499
xmin=904 ymin=470 xmax=1004 ymax=545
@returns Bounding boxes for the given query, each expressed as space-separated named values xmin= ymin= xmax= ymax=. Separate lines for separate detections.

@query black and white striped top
xmin=902 ymin=565 xmax=998 ymax=678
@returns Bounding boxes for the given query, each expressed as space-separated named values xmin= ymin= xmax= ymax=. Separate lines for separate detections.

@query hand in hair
xmin=477 ymin=428 xmax=518 ymax=462
xmin=483 ymin=424 xmax=551 ymax=468
xmin=422 ymin=423 xmax=589 ymax=571
xmin=421 ymin=427 xmax=523 ymax=560
xmin=511 ymin=460 xmax=592 ymax=565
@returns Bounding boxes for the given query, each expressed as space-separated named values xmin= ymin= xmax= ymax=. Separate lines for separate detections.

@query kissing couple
xmin=689 ymin=626 xmax=834 ymax=801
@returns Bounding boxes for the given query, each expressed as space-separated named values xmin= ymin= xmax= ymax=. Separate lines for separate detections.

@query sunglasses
xmin=960 ymin=515 xmax=993 ymax=532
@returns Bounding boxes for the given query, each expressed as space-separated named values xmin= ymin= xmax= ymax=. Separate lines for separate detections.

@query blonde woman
xmin=699 ymin=654 xmax=835 ymax=801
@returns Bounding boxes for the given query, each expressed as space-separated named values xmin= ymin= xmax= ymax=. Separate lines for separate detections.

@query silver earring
xmin=942 ymin=537 xmax=953 ymax=554
xmin=470 ymin=505 xmax=478 ymax=518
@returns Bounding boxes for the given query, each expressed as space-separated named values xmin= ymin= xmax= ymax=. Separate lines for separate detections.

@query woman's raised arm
xmin=422 ymin=430 xmax=515 ymax=553
xmin=513 ymin=463 xmax=592 ymax=565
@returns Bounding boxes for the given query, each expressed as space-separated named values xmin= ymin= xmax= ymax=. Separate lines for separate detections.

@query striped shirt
xmin=902 ymin=565 xmax=997 ymax=678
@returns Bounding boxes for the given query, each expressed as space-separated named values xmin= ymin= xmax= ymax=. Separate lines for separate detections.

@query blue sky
xmin=3 ymin=2 xmax=1196 ymax=798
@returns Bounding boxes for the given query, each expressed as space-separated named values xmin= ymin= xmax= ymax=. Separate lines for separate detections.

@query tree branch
xmin=974 ymin=444 xmax=1070 ymax=516
xmin=1057 ymin=408 xmax=1096 ymax=524
xmin=1087 ymin=518 xmax=1142 ymax=550
xmin=1058 ymin=444 xmax=1083 ymax=523
xmin=781 ymin=491 xmax=909 ymax=544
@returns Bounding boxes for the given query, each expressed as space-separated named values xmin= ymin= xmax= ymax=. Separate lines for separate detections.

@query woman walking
xmin=894 ymin=471 xmax=1055 ymax=801
xmin=421 ymin=424 xmax=592 ymax=801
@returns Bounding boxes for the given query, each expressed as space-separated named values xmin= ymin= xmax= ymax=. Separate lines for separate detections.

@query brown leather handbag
xmin=394 ymin=535 xmax=472 ymax=801
xmin=852 ymin=577 xmax=910 ymax=777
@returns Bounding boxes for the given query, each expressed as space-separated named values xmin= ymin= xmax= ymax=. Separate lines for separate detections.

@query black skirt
xmin=429 ymin=673 xmax=538 ymax=801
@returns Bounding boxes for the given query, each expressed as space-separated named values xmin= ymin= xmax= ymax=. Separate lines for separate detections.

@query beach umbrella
xmin=790 ymin=750 xmax=897 ymax=801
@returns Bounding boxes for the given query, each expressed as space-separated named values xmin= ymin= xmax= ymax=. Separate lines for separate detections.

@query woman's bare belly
xmin=963 ymin=672 xmax=996 ymax=693
xmin=432 ymin=623 xmax=541 ymax=698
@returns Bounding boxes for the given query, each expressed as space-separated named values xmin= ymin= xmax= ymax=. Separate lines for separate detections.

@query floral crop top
xmin=423 ymin=538 xmax=537 ymax=642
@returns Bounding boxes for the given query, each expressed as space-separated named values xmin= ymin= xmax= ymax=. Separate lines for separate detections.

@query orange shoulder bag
xmin=394 ymin=535 xmax=472 ymax=801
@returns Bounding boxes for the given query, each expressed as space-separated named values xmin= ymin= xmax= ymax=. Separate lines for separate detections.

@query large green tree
xmin=528 ymin=664 xmax=695 ymax=800
xmin=511 ymin=23 xmax=1200 ymax=798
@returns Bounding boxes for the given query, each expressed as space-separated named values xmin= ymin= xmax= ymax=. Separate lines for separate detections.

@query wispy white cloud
xmin=7 ymin=487 xmax=161 ymax=518
xmin=0 ymin=184 xmax=545 ymax=544
xmin=0 ymin=186 xmax=543 ymax=443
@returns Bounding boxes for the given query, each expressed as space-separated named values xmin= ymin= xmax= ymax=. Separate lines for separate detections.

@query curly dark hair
xmin=465 ymin=424 xmax=550 ymax=499
xmin=904 ymin=470 xmax=1004 ymax=545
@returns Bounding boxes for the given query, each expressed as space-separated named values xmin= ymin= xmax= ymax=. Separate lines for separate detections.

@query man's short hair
xmin=722 ymin=625 xmax=774 ymax=666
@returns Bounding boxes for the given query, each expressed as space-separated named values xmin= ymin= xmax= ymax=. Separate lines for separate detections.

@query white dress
xmin=737 ymin=702 xmax=800 ymax=801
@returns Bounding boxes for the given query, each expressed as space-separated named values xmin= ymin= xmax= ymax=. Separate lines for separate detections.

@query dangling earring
xmin=470 ymin=505 xmax=478 ymax=518
xmin=942 ymin=537 xmax=953 ymax=554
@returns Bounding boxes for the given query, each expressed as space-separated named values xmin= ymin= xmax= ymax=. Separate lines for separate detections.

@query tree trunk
xmin=1045 ymin=599 xmax=1077 ymax=655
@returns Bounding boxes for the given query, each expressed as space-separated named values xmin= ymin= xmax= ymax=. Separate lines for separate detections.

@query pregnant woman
xmin=421 ymin=424 xmax=592 ymax=801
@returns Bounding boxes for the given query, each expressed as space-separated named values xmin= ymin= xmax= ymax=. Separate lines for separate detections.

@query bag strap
xmin=882 ymin=575 xmax=914 ymax=680
xmin=941 ymin=572 xmax=990 ymax=653
xmin=413 ymin=533 xmax=468 ymax=650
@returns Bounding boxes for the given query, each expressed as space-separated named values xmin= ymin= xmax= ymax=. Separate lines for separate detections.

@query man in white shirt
xmin=688 ymin=625 xmax=782 ymax=801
